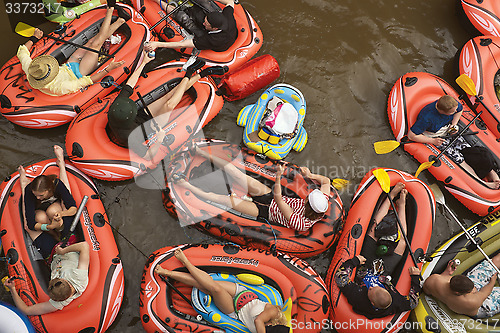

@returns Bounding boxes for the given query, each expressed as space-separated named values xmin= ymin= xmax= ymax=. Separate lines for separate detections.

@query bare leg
xmin=368 ymin=182 xmax=405 ymax=238
xmin=177 ymin=179 xmax=259 ymax=217
xmin=173 ymin=249 xmax=236 ymax=314
xmin=393 ymin=189 xmax=407 ymax=255
xmin=193 ymin=145 xmax=272 ymax=197
xmin=79 ymin=9 xmax=125 ymax=76
xmin=148 ymin=74 xmax=202 ymax=124
xmin=54 ymin=145 xmax=71 ymax=193
xmin=461 ymin=162 xmax=500 ymax=189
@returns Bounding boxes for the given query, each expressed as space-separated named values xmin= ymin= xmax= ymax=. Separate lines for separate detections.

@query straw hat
xmin=27 ymin=55 xmax=59 ymax=89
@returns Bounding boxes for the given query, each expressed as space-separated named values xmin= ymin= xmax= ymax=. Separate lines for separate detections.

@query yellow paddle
xmin=372 ymin=169 xmax=422 ymax=275
xmin=373 ymin=140 xmax=402 ymax=154
xmin=15 ymin=22 xmax=36 ymax=38
xmin=414 ymin=75 xmax=485 ymax=178
xmin=456 ymin=74 xmax=478 ymax=96
xmin=15 ymin=22 xmax=114 ymax=58
xmin=414 ymin=110 xmax=481 ymax=178
xmin=331 ymin=178 xmax=349 ymax=190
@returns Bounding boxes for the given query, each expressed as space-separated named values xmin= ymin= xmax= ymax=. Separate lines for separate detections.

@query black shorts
xmin=33 ymin=232 xmax=57 ymax=259
xmin=361 ymin=236 xmax=402 ymax=276
xmin=252 ymin=192 xmax=273 ymax=220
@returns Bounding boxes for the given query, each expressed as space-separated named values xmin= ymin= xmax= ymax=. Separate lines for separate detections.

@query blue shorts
xmin=66 ymin=62 xmax=83 ymax=78
xmin=467 ymin=260 xmax=500 ymax=318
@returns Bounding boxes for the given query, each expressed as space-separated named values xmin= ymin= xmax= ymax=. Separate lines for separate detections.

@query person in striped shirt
xmin=174 ymin=145 xmax=330 ymax=231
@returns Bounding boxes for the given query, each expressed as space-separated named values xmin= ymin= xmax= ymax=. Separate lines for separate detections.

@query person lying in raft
xmin=360 ymin=182 xmax=408 ymax=275
xmin=335 ymin=254 xmax=421 ymax=319
xmin=18 ymin=145 xmax=77 ymax=260
xmin=3 ymin=241 xmax=90 ymax=315
xmin=107 ymin=55 xmax=226 ymax=160
xmin=173 ymin=145 xmax=330 ymax=231
xmin=145 ymin=0 xmax=237 ymax=52
xmin=408 ymin=95 xmax=500 ymax=189
xmin=155 ymin=248 xmax=290 ymax=333
xmin=423 ymin=254 xmax=500 ymax=318
xmin=16 ymin=0 xmax=129 ymax=96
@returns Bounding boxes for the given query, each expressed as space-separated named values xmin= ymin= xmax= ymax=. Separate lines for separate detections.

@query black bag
xmin=461 ymin=146 xmax=498 ymax=179
xmin=374 ymin=211 xmax=398 ymax=238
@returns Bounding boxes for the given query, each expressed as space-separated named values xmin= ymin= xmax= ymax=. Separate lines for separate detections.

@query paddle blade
xmin=456 ymin=74 xmax=478 ymax=96
xmin=331 ymin=178 xmax=349 ymax=190
xmin=414 ymin=160 xmax=434 ymax=178
xmin=373 ymin=140 xmax=400 ymax=154
xmin=429 ymin=183 xmax=445 ymax=205
xmin=15 ymin=22 xmax=36 ymax=38
xmin=372 ymin=169 xmax=391 ymax=193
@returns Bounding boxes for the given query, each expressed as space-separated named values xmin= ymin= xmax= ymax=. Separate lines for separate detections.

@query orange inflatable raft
xmin=131 ymin=0 xmax=262 ymax=73
xmin=65 ymin=60 xmax=224 ymax=181
xmin=0 ymin=4 xmax=152 ymax=129
xmin=140 ymin=243 xmax=330 ymax=333
xmin=459 ymin=35 xmax=500 ymax=138
xmin=325 ymin=168 xmax=435 ymax=333
xmin=461 ymin=0 xmax=500 ymax=36
xmin=162 ymin=139 xmax=344 ymax=258
xmin=388 ymin=72 xmax=500 ymax=216
xmin=0 ymin=158 xmax=124 ymax=333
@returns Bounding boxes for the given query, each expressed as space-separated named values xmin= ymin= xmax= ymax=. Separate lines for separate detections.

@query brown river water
xmin=0 ymin=0 xmax=485 ymax=332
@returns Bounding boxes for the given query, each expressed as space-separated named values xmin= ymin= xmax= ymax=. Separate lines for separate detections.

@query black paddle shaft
xmin=46 ymin=34 xmax=113 ymax=58
xmin=431 ymin=111 xmax=483 ymax=162
xmin=150 ymin=0 xmax=189 ymax=31
xmin=386 ymin=194 xmax=422 ymax=274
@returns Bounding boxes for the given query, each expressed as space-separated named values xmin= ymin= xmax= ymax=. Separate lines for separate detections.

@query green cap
xmin=108 ymin=97 xmax=137 ymax=129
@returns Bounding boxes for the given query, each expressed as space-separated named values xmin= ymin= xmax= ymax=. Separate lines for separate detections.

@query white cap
xmin=307 ymin=189 xmax=328 ymax=213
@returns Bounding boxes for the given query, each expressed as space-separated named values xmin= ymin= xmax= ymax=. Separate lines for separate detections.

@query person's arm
xmin=144 ymin=39 xmax=195 ymax=52
xmin=451 ymin=104 xmax=463 ymax=127
xmin=3 ymin=278 xmax=57 ymax=315
xmin=17 ymin=28 xmax=44 ymax=74
xmin=407 ymin=129 xmax=446 ymax=146
xmin=142 ymin=128 xmax=167 ymax=160
xmin=89 ymin=60 xmax=125 ymax=84
xmin=300 ymin=166 xmax=330 ymax=195
xmin=272 ymin=165 xmax=293 ymax=220
xmin=55 ymin=180 xmax=77 ymax=217
xmin=23 ymin=185 xmax=38 ymax=231
xmin=55 ymin=242 xmax=90 ymax=270
xmin=125 ymin=51 xmax=154 ymax=89
xmin=395 ymin=267 xmax=422 ymax=311
xmin=335 ymin=256 xmax=366 ymax=305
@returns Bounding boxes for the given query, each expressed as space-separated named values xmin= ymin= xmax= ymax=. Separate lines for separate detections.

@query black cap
xmin=206 ymin=11 xmax=227 ymax=30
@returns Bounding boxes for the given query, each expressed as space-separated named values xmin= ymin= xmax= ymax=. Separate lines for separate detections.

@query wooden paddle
xmin=430 ymin=183 xmax=500 ymax=276
xmin=15 ymin=22 xmax=114 ymax=58
xmin=372 ymin=169 xmax=422 ymax=276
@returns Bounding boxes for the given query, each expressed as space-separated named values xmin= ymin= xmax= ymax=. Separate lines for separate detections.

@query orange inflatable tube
xmin=325 ymin=168 xmax=434 ymax=333
xmin=0 ymin=4 xmax=153 ymax=129
xmin=0 ymin=159 xmax=124 ymax=333
xmin=65 ymin=60 xmax=224 ymax=181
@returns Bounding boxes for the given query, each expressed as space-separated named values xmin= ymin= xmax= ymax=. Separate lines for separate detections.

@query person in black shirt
xmin=145 ymin=0 xmax=237 ymax=52
xmin=107 ymin=52 xmax=226 ymax=160
xmin=335 ymin=255 xmax=421 ymax=319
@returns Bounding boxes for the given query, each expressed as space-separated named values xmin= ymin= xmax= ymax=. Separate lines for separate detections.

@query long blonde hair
xmin=269 ymin=305 xmax=288 ymax=326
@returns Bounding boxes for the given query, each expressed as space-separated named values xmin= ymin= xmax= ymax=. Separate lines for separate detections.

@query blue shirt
xmin=410 ymin=100 xmax=463 ymax=135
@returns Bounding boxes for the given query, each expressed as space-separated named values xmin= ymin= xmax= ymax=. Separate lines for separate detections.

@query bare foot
xmin=54 ymin=145 xmax=65 ymax=168
xmin=396 ymin=189 xmax=408 ymax=206
xmin=390 ymin=182 xmax=405 ymax=199
xmin=18 ymin=165 xmax=29 ymax=189
xmin=486 ymin=180 xmax=500 ymax=190
xmin=154 ymin=265 xmax=171 ymax=277
xmin=174 ymin=248 xmax=189 ymax=266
